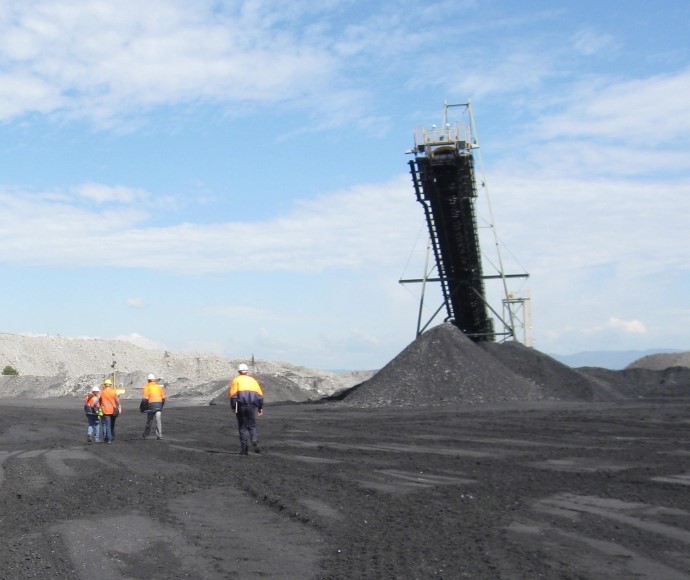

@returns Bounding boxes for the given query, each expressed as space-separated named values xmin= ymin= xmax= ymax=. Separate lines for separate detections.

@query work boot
xmin=251 ymin=440 xmax=261 ymax=453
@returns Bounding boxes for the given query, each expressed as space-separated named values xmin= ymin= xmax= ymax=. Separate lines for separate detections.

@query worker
xmin=228 ymin=363 xmax=264 ymax=455
xmin=83 ymin=385 xmax=101 ymax=444
xmin=99 ymin=378 xmax=121 ymax=444
xmin=140 ymin=373 xmax=166 ymax=440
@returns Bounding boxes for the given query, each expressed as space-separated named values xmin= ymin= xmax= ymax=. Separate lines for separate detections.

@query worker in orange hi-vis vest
xmin=83 ymin=385 xmax=101 ymax=444
xmin=140 ymin=373 xmax=167 ymax=440
xmin=99 ymin=379 xmax=121 ymax=444
xmin=228 ymin=363 xmax=264 ymax=456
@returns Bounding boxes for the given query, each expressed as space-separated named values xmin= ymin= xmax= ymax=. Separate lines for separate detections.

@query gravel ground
xmin=2 ymin=323 xmax=690 ymax=578
xmin=2 ymin=397 xmax=690 ymax=579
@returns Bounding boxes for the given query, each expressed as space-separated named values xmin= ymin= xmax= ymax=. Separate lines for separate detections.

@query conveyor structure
xmin=405 ymin=102 xmax=527 ymax=343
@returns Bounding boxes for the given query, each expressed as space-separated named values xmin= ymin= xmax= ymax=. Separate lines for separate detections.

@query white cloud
xmin=532 ymin=68 xmax=690 ymax=145
xmin=607 ymin=317 xmax=647 ymax=334
xmin=446 ymin=50 xmax=554 ymax=99
xmin=0 ymin=175 xmax=420 ymax=275
xmin=0 ymin=73 xmax=60 ymax=117
xmin=126 ymin=297 xmax=146 ymax=308
xmin=571 ymin=28 xmax=618 ymax=56
xmin=489 ymin=176 xmax=689 ymax=281
xmin=0 ymin=0 xmax=510 ymax=130
xmin=76 ymin=183 xmax=150 ymax=204
xmin=0 ymin=0 xmax=339 ymax=124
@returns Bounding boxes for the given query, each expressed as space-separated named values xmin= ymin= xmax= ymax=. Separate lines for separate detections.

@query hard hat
xmin=238 ymin=363 xmax=249 ymax=372
xmin=103 ymin=379 xmax=112 ymax=386
xmin=147 ymin=373 xmax=156 ymax=380
xmin=92 ymin=386 xmax=101 ymax=392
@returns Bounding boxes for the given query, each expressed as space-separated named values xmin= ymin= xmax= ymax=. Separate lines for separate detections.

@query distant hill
xmin=547 ymin=349 xmax=684 ymax=370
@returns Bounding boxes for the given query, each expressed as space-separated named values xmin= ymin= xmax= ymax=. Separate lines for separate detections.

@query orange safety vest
xmin=99 ymin=386 xmax=120 ymax=415
xmin=228 ymin=374 xmax=264 ymax=398
xmin=142 ymin=381 xmax=166 ymax=403
xmin=84 ymin=393 xmax=100 ymax=415
xmin=228 ymin=373 xmax=264 ymax=409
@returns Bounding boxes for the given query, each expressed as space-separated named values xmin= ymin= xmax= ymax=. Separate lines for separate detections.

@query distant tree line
xmin=2 ymin=365 xmax=19 ymax=376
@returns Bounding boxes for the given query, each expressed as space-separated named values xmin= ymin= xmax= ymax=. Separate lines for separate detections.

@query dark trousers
xmin=235 ymin=405 xmax=258 ymax=451
xmin=103 ymin=415 xmax=117 ymax=442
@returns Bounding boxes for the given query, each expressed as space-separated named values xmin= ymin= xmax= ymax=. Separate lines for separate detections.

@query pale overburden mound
xmin=0 ymin=333 xmax=243 ymax=379
xmin=0 ymin=333 xmax=349 ymax=400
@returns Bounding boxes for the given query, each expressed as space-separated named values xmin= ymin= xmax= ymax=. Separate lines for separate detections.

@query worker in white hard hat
xmin=83 ymin=385 xmax=101 ymax=444
xmin=228 ymin=363 xmax=264 ymax=455
xmin=140 ymin=373 xmax=167 ymax=440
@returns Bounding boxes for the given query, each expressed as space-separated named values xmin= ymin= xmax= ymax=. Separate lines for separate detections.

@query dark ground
xmin=2 ymin=397 xmax=690 ymax=579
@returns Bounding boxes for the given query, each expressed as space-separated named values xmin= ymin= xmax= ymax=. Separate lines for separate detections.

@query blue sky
xmin=1 ymin=0 xmax=688 ymax=370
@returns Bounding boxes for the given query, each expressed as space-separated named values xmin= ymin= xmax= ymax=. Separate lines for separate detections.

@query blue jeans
xmin=86 ymin=415 xmax=100 ymax=441
xmin=102 ymin=415 xmax=117 ymax=442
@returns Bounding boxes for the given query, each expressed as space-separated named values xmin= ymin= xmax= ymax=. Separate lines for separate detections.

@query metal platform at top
xmin=410 ymin=122 xmax=478 ymax=159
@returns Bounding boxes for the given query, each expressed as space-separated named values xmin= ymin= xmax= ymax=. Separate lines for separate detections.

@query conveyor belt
xmin=409 ymin=149 xmax=494 ymax=341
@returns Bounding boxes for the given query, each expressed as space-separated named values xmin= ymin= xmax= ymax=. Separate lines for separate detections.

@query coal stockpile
xmin=330 ymin=323 xmax=646 ymax=408
xmin=578 ymin=365 xmax=690 ymax=398
xmin=477 ymin=340 xmax=625 ymax=402
xmin=333 ymin=323 xmax=545 ymax=407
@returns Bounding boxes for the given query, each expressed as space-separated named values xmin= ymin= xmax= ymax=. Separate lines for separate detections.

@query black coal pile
xmin=478 ymin=340 xmax=624 ymax=402
xmin=332 ymin=323 xmax=544 ymax=408
xmin=577 ymin=366 xmax=690 ymax=398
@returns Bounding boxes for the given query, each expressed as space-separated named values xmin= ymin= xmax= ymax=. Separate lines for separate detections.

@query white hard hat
xmin=92 ymin=386 xmax=100 ymax=392
xmin=238 ymin=363 xmax=249 ymax=372
xmin=147 ymin=373 xmax=156 ymax=380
